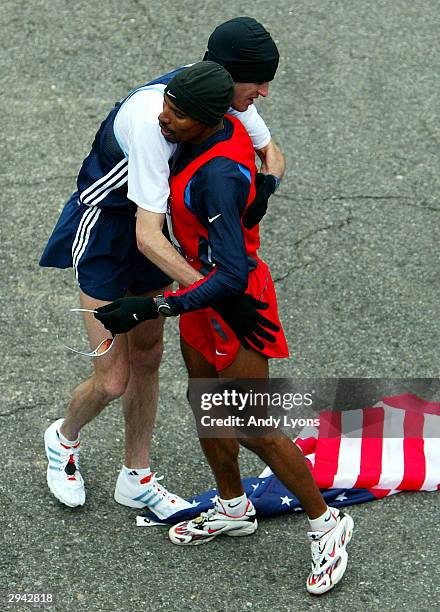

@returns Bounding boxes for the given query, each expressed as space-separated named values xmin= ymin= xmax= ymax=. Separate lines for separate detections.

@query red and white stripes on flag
xmin=294 ymin=394 xmax=440 ymax=497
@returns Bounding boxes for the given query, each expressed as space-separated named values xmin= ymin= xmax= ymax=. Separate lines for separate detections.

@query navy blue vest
xmin=76 ymin=67 xmax=185 ymax=209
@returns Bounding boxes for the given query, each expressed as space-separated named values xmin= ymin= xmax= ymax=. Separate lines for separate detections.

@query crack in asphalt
xmin=277 ymin=192 xmax=440 ymax=212
xmin=379 ymin=199 xmax=440 ymax=213
xmin=271 ymin=190 xmax=439 ymax=287
xmin=0 ymin=404 xmax=40 ymax=418
xmin=3 ymin=177 xmax=439 ymax=213
xmin=273 ymin=211 xmax=354 ymax=283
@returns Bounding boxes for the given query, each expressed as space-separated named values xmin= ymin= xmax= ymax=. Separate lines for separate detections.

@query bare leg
xmin=61 ymin=290 xmax=130 ymax=441
xmin=223 ymin=348 xmax=327 ymax=519
xmin=122 ymin=287 xmax=169 ymax=468
xmin=238 ymin=435 xmax=326 ymax=518
xmin=62 ymin=286 xmax=169 ymax=471
xmin=181 ymin=339 xmax=243 ymax=499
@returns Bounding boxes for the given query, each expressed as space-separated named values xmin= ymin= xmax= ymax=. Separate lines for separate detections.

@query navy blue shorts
xmin=40 ymin=192 xmax=172 ymax=301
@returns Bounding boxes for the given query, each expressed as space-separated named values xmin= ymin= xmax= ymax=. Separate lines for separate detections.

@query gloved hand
xmin=212 ymin=294 xmax=280 ymax=350
xmin=242 ymin=173 xmax=279 ymax=230
xmin=94 ymin=296 xmax=158 ymax=335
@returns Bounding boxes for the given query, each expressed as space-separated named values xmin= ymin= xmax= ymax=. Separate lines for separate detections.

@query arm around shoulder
xmin=135 ymin=208 xmax=202 ymax=288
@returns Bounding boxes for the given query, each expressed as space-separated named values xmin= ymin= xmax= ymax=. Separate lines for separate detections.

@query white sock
xmin=57 ymin=427 xmax=79 ymax=447
xmin=122 ymin=465 xmax=151 ymax=478
xmin=308 ymin=506 xmax=338 ymax=533
xmin=217 ymin=493 xmax=248 ymax=517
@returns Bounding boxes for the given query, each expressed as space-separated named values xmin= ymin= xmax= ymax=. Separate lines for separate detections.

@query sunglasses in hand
xmin=60 ymin=308 xmax=116 ymax=357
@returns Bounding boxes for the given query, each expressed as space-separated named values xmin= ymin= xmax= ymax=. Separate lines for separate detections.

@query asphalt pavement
xmin=1 ymin=1 xmax=439 ymax=610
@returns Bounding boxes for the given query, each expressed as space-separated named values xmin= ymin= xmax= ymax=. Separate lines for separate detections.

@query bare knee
xmin=94 ymin=364 xmax=130 ymax=401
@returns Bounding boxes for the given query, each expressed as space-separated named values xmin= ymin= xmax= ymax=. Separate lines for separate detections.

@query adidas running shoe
xmin=44 ymin=418 xmax=85 ymax=508
xmin=114 ymin=469 xmax=192 ymax=519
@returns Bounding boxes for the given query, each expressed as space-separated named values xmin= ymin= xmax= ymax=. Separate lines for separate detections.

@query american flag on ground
xmin=140 ymin=393 xmax=440 ymax=524
xmin=292 ymin=392 xmax=440 ymax=495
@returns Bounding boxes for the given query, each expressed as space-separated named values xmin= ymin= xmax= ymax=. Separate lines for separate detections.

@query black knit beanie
xmin=204 ymin=17 xmax=279 ymax=82
xmin=165 ymin=61 xmax=234 ymax=126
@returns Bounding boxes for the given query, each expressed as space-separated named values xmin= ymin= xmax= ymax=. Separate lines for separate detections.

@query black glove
xmin=94 ymin=297 xmax=158 ymax=335
xmin=242 ymin=173 xmax=279 ymax=230
xmin=213 ymin=294 xmax=280 ymax=350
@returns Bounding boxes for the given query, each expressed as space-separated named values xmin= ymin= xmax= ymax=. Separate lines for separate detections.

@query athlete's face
xmin=231 ymin=81 xmax=270 ymax=112
xmin=159 ymin=96 xmax=213 ymax=144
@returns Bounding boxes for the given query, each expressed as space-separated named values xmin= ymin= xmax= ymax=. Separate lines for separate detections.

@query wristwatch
xmin=154 ymin=294 xmax=178 ymax=317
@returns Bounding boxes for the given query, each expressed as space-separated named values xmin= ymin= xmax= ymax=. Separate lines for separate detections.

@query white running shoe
xmin=306 ymin=509 xmax=354 ymax=595
xmin=168 ymin=499 xmax=258 ymax=545
xmin=114 ymin=469 xmax=193 ymax=519
xmin=44 ymin=418 xmax=85 ymax=508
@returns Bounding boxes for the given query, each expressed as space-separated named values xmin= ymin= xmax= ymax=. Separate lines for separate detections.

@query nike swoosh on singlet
xmin=215 ymin=349 xmax=227 ymax=356
xmin=208 ymin=214 xmax=222 ymax=223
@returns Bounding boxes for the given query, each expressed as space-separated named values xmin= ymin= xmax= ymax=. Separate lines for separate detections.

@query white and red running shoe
xmin=306 ymin=509 xmax=354 ymax=595
xmin=44 ymin=418 xmax=85 ymax=508
xmin=168 ymin=499 xmax=258 ymax=545
xmin=114 ymin=469 xmax=192 ymax=519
